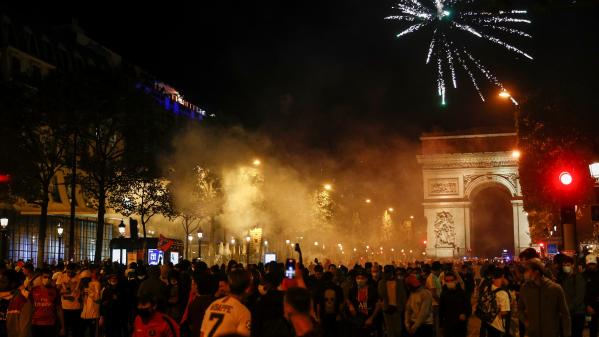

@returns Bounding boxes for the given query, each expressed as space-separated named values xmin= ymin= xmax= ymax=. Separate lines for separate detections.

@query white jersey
xmin=200 ymin=295 xmax=251 ymax=337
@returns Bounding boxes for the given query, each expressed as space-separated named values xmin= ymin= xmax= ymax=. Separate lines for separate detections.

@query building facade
xmin=417 ymin=130 xmax=531 ymax=258
xmin=0 ymin=14 xmax=207 ymax=264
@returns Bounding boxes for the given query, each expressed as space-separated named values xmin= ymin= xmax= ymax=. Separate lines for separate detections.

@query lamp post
xmin=188 ymin=234 xmax=193 ymax=260
xmin=197 ymin=229 xmax=203 ymax=260
xmin=0 ymin=218 xmax=8 ymax=262
xmin=118 ymin=220 xmax=126 ymax=237
xmin=245 ymin=235 xmax=251 ymax=266
xmin=57 ymin=223 xmax=64 ymax=262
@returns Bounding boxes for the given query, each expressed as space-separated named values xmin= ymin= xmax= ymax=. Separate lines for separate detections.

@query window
xmin=8 ymin=215 xmax=113 ymax=264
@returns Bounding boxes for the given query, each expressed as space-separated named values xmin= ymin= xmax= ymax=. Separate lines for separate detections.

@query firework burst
xmin=386 ymin=0 xmax=532 ymax=105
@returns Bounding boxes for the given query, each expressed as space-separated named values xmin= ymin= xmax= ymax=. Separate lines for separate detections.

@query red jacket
xmin=133 ymin=312 xmax=180 ymax=337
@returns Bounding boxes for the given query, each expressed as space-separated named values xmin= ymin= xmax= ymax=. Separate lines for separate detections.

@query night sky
xmin=4 ymin=1 xmax=598 ymax=147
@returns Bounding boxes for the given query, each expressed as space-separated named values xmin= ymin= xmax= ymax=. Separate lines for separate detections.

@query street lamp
xmin=365 ymin=199 xmax=371 ymax=204
xmin=0 ymin=218 xmax=7 ymax=262
xmin=388 ymin=208 xmax=394 ymax=212
xmin=253 ymin=159 xmax=261 ymax=166
xmin=57 ymin=223 xmax=64 ymax=261
xmin=512 ymin=150 xmax=521 ymax=159
xmin=118 ymin=220 xmax=126 ymax=237
xmin=323 ymin=184 xmax=332 ymax=191
xmin=245 ymin=236 xmax=251 ymax=265
xmin=197 ymin=229 xmax=204 ymax=260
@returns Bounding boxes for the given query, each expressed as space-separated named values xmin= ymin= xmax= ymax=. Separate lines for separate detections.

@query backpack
xmin=476 ymin=285 xmax=508 ymax=324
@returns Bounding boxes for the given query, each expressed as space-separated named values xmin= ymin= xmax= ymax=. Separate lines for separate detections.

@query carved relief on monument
xmin=433 ymin=211 xmax=456 ymax=248
xmin=428 ymin=178 xmax=459 ymax=196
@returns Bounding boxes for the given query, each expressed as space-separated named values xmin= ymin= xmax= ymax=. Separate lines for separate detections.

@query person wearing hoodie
xmin=100 ymin=273 xmax=129 ymax=337
xmin=519 ymin=258 xmax=571 ymax=337
xmin=439 ymin=271 xmax=470 ymax=337
xmin=404 ymin=273 xmax=434 ymax=337
xmin=557 ymin=255 xmax=586 ymax=337
xmin=79 ymin=268 xmax=101 ymax=337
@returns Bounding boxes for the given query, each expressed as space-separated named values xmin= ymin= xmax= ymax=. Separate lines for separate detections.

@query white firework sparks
xmin=386 ymin=0 xmax=533 ymax=105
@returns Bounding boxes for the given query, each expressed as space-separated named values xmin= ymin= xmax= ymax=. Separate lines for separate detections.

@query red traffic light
xmin=559 ymin=172 xmax=573 ymax=186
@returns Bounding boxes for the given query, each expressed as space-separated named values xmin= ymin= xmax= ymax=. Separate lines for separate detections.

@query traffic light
xmin=559 ymin=171 xmax=573 ymax=186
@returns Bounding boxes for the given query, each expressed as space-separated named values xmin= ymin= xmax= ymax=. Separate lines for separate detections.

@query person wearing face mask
xmin=439 ymin=271 xmax=469 ymax=337
xmin=133 ymin=293 xmax=180 ymax=337
xmin=315 ymin=272 xmax=343 ymax=337
xmin=30 ymin=268 xmax=65 ymax=337
xmin=347 ymin=269 xmax=381 ymax=337
xmin=80 ymin=268 xmax=101 ymax=337
xmin=519 ymin=258 xmax=571 ymax=337
xmin=56 ymin=263 xmax=81 ymax=337
xmin=557 ymin=255 xmax=586 ymax=337
xmin=404 ymin=274 xmax=434 ymax=337
xmin=100 ymin=273 xmax=129 ymax=337
xmin=584 ymin=254 xmax=599 ymax=337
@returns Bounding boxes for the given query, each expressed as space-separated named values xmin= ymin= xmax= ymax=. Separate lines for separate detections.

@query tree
xmin=0 ymin=80 xmax=70 ymax=265
xmin=518 ymin=85 xmax=598 ymax=242
xmin=75 ymin=69 xmax=175 ymax=262
xmin=166 ymin=166 xmax=221 ymax=259
xmin=109 ymin=170 xmax=169 ymax=238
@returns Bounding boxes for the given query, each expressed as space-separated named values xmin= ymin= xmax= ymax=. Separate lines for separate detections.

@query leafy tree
xmin=518 ymin=85 xmax=598 ymax=242
xmin=166 ymin=166 xmax=221 ymax=259
xmin=109 ymin=170 xmax=170 ymax=238
xmin=0 ymin=80 xmax=70 ymax=265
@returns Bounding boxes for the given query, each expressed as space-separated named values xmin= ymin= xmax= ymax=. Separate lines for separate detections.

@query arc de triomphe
xmin=417 ymin=131 xmax=531 ymax=258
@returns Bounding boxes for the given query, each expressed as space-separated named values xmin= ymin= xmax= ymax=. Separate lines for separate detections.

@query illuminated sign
xmin=148 ymin=249 xmax=164 ymax=266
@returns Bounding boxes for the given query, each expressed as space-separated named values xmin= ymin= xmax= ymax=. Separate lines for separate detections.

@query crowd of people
xmin=0 ymin=247 xmax=598 ymax=337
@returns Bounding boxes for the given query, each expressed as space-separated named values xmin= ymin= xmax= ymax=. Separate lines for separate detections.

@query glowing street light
xmin=231 ymin=238 xmax=236 ymax=245
xmin=188 ymin=234 xmax=193 ymax=242
xmin=253 ymin=159 xmax=261 ymax=166
xmin=118 ymin=220 xmax=126 ymax=237
xmin=0 ymin=218 xmax=8 ymax=230
xmin=365 ymin=199 xmax=371 ymax=204
xmin=245 ymin=236 xmax=251 ymax=243
xmin=498 ymin=90 xmax=511 ymax=98
xmin=498 ymin=89 xmax=519 ymax=105
xmin=323 ymin=184 xmax=333 ymax=191
xmin=264 ymin=241 xmax=268 ymax=246
xmin=512 ymin=150 xmax=521 ymax=159
xmin=286 ymin=239 xmax=290 ymax=245
xmin=388 ymin=208 xmax=394 ymax=212
xmin=410 ymin=215 xmax=414 ymax=219
xmin=314 ymin=241 xmax=319 ymax=246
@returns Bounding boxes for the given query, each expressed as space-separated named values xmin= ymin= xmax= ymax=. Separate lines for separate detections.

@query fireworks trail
xmin=386 ymin=0 xmax=533 ymax=105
